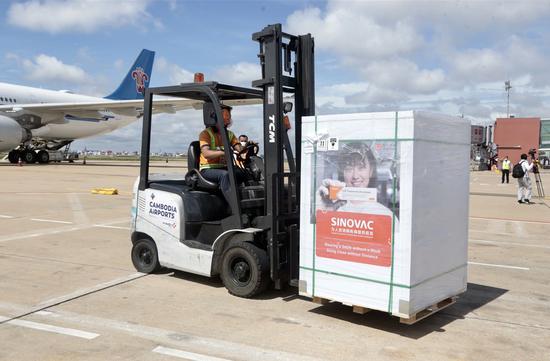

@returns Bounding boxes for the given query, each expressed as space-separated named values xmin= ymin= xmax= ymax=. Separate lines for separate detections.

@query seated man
xmin=199 ymin=105 xmax=245 ymax=212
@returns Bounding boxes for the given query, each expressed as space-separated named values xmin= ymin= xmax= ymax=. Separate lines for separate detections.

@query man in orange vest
xmin=199 ymin=105 xmax=245 ymax=211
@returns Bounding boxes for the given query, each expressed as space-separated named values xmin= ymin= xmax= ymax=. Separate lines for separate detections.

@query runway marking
xmin=479 ymin=183 xmax=490 ymax=186
xmin=0 ymin=272 xmax=147 ymax=329
xmin=471 ymin=239 xmax=550 ymax=249
xmin=470 ymin=216 xmax=550 ymax=225
xmin=31 ymin=218 xmax=73 ymax=224
xmin=93 ymin=224 xmax=130 ymax=230
xmin=153 ymin=346 xmax=232 ymax=361
xmin=0 ymin=218 xmax=129 ymax=243
xmin=10 ymin=192 xmax=88 ymax=195
xmin=35 ymin=311 xmax=53 ymax=316
xmin=0 ymin=226 xmax=82 ymax=243
xmin=0 ymin=316 xmax=99 ymax=339
xmin=67 ymin=193 xmax=90 ymax=224
xmin=35 ymin=272 xmax=145 ymax=309
xmin=0 ymin=214 xmax=15 ymax=219
xmin=0 ymin=303 xmax=323 ymax=361
xmin=468 ymin=261 xmax=530 ymax=271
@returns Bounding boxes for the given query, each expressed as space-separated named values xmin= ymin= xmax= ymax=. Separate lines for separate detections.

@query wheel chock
xmin=91 ymin=188 xmax=118 ymax=195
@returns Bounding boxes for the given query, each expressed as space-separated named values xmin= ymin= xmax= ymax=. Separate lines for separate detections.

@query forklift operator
xmin=199 ymin=105 xmax=246 ymax=211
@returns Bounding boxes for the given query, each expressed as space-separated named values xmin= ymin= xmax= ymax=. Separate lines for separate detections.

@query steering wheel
xmin=236 ymin=142 xmax=259 ymax=163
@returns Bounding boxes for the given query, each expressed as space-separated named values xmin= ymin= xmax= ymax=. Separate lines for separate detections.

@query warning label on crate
xmin=315 ymin=210 xmax=392 ymax=266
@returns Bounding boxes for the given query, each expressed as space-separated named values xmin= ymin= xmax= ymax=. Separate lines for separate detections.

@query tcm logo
xmin=132 ymin=67 xmax=149 ymax=94
xmin=268 ymin=114 xmax=276 ymax=143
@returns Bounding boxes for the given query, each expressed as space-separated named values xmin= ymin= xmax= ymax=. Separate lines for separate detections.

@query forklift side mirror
xmin=283 ymin=102 xmax=293 ymax=114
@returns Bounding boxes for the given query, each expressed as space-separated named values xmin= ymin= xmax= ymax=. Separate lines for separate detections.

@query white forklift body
xmin=131 ymin=176 xmax=262 ymax=277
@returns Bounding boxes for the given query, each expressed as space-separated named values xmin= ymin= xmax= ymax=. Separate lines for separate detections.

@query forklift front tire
xmin=131 ymin=239 xmax=160 ymax=273
xmin=220 ymin=242 xmax=269 ymax=298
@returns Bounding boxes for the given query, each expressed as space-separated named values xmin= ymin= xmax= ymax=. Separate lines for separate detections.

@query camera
xmin=528 ymin=149 xmax=540 ymax=173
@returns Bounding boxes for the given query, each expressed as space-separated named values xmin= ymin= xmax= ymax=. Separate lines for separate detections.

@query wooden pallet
xmin=399 ymin=296 xmax=457 ymax=325
xmin=312 ymin=297 xmax=372 ymax=314
xmin=311 ymin=295 xmax=458 ymax=324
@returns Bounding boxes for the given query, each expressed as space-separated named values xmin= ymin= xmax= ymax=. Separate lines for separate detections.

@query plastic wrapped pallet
xmin=299 ymin=110 xmax=469 ymax=320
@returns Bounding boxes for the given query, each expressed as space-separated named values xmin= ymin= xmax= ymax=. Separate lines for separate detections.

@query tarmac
xmin=0 ymin=160 xmax=549 ymax=361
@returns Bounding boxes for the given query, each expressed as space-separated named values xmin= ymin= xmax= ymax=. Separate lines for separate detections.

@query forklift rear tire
xmin=220 ymin=242 xmax=269 ymax=298
xmin=131 ymin=239 xmax=160 ymax=273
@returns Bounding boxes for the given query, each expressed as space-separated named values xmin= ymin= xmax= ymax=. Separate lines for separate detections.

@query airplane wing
xmin=0 ymin=97 xmax=262 ymax=124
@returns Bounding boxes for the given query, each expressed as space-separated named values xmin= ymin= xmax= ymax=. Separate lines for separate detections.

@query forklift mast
xmin=252 ymin=24 xmax=315 ymax=288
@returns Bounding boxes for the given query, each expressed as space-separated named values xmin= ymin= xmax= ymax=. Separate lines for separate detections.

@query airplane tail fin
xmin=105 ymin=49 xmax=155 ymax=100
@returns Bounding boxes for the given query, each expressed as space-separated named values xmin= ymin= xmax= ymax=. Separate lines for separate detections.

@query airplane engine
xmin=0 ymin=116 xmax=29 ymax=151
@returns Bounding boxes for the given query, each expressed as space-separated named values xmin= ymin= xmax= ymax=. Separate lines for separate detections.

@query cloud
xmin=154 ymin=58 xmax=260 ymax=88
xmin=22 ymin=54 xmax=89 ymax=83
xmin=212 ymin=62 xmax=261 ymax=87
xmin=286 ymin=6 xmax=423 ymax=61
xmin=345 ymin=86 xmax=406 ymax=106
xmin=285 ymin=0 xmax=550 ymax=120
xmin=360 ymin=59 xmax=445 ymax=94
xmin=155 ymin=57 xmax=195 ymax=84
xmin=7 ymin=0 xmax=156 ymax=34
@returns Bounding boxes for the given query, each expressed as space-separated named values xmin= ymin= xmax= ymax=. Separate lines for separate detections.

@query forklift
xmin=130 ymin=24 xmax=314 ymax=297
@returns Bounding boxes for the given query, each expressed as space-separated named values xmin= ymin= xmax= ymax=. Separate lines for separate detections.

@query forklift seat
xmin=185 ymin=141 xmax=219 ymax=192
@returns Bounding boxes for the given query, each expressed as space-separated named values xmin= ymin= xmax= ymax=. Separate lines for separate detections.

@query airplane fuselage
xmin=0 ymin=83 xmax=136 ymax=151
xmin=0 ymin=82 xmax=136 ymax=146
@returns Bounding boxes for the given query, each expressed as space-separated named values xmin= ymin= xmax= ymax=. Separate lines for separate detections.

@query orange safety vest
xmin=199 ymin=127 xmax=236 ymax=169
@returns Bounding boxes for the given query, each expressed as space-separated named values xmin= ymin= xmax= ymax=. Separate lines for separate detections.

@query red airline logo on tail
xmin=131 ymin=67 xmax=149 ymax=94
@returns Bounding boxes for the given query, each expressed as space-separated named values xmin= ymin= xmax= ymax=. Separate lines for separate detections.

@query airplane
xmin=0 ymin=48 xmax=263 ymax=165
xmin=0 ymin=49 xmax=259 ymax=165
xmin=0 ymin=49 xmax=168 ymax=164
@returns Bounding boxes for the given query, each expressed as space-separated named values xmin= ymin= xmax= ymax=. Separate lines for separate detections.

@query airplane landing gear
xmin=22 ymin=150 xmax=36 ymax=164
xmin=37 ymin=150 xmax=49 ymax=164
xmin=7 ymin=150 xmax=20 ymax=164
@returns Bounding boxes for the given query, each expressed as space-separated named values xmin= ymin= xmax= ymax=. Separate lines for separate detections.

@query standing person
xmin=515 ymin=153 xmax=534 ymax=204
xmin=501 ymin=156 xmax=511 ymax=184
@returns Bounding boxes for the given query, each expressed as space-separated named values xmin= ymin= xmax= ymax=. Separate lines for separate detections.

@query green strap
xmin=300 ymin=263 xmax=467 ymax=289
xmin=311 ymin=115 xmax=318 ymax=297
xmin=387 ymin=112 xmax=399 ymax=314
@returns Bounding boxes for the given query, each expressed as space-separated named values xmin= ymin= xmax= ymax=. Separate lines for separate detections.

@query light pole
xmin=505 ymin=80 xmax=512 ymax=117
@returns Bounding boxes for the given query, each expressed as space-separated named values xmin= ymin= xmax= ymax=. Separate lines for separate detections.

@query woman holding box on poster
xmin=317 ymin=142 xmax=398 ymax=216
xmin=314 ymin=142 xmax=399 ymax=267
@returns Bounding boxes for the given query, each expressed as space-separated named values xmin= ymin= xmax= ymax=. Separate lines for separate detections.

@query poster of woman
xmin=313 ymin=141 xmax=400 ymax=267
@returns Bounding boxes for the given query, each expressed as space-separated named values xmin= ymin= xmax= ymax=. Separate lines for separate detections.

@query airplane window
xmin=8 ymin=98 xmax=12 ymax=102
xmin=0 ymin=97 xmax=3 ymax=102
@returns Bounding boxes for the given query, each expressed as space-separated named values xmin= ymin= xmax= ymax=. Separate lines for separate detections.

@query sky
xmin=2 ymin=0 xmax=550 ymax=153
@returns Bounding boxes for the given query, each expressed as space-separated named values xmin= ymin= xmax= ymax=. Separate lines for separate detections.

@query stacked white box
xmin=299 ymin=111 xmax=469 ymax=318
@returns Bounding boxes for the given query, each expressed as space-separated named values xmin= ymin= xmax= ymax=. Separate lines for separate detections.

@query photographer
xmin=516 ymin=153 xmax=535 ymax=204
